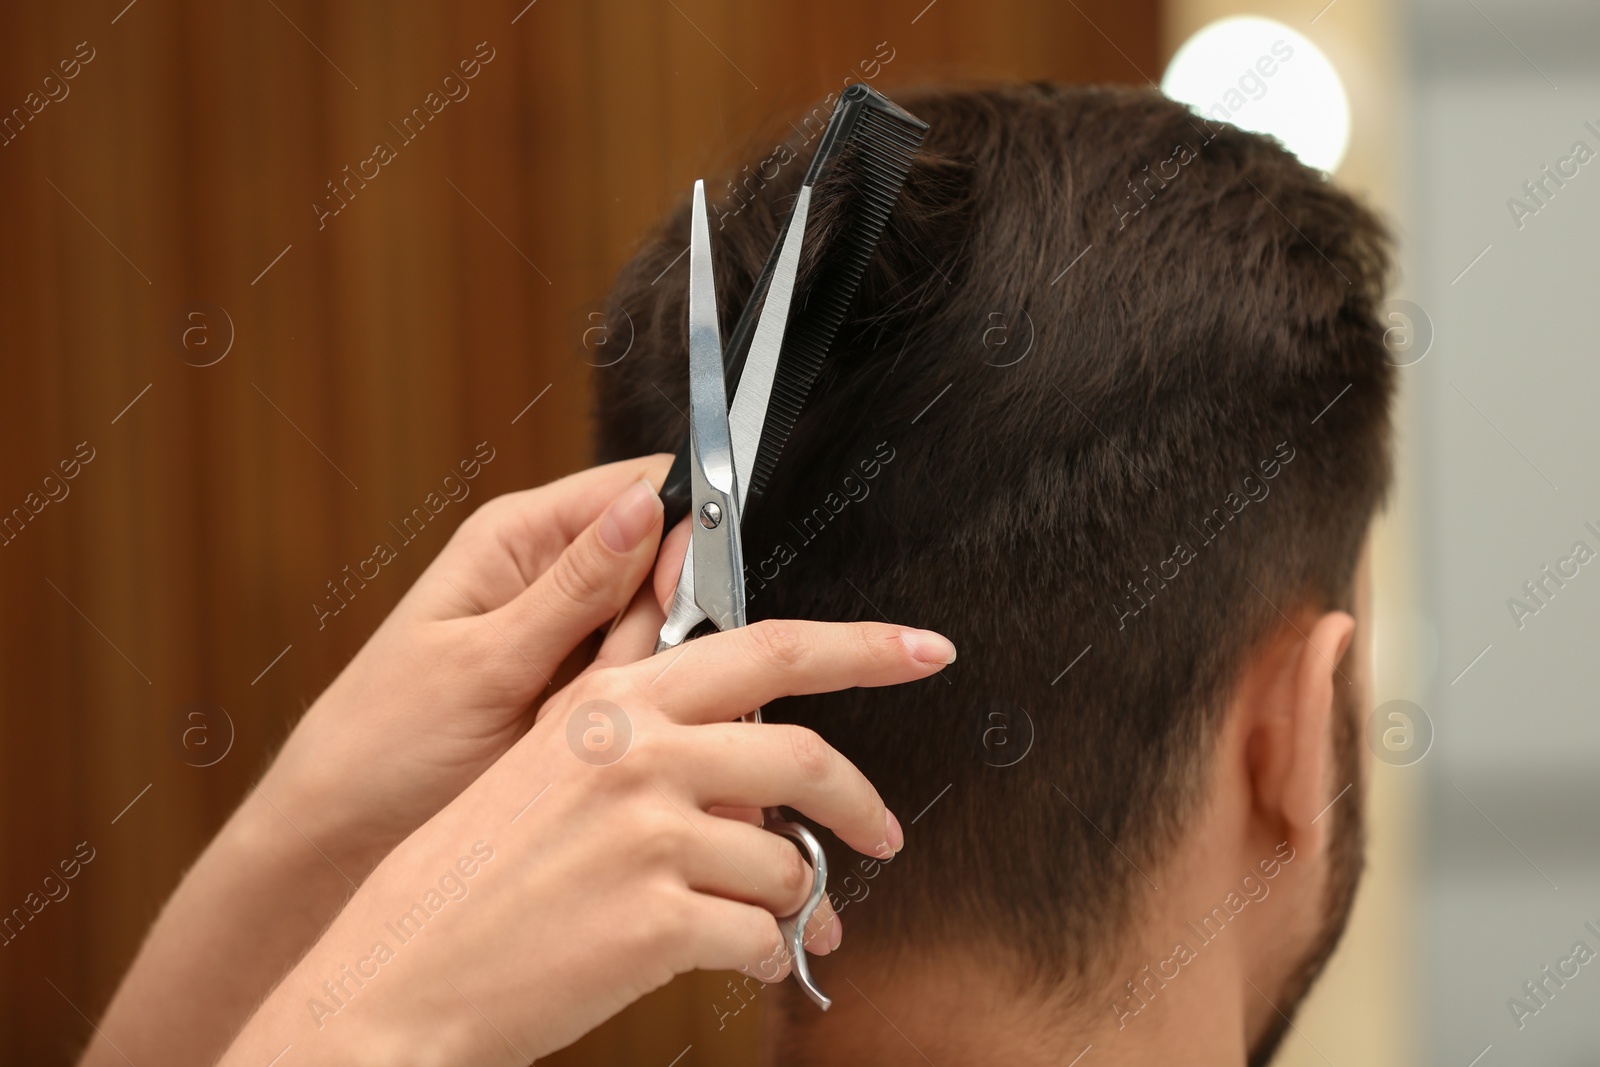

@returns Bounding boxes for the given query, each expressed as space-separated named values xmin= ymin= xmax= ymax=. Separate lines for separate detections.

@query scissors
xmin=655 ymin=178 xmax=832 ymax=1010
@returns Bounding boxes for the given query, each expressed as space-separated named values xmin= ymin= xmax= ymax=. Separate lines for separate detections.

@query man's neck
xmin=765 ymin=947 xmax=1251 ymax=1066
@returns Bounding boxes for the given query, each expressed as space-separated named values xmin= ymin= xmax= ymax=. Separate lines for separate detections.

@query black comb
xmin=658 ymin=83 xmax=928 ymax=528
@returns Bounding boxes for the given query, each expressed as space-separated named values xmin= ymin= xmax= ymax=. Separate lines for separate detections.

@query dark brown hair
xmin=593 ymin=83 xmax=1394 ymax=992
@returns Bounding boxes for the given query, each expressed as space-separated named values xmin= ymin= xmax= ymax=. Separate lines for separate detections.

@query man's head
xmin=595 ymin=83 xmax=1392 ymax=1063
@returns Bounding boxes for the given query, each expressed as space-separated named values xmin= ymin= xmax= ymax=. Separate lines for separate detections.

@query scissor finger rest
xmin=764 ymin=810 xmax=832 ymax=1010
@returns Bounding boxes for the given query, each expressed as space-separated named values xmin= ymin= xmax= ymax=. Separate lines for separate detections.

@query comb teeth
xmin=747 ymin=97 xmax=927 ymax=498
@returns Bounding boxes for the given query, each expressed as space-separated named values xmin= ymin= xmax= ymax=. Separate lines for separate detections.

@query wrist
xmin=213 ymin=784 xmax=365 ymax=911
xmin=255 ymin=702 xmax=400 ymax=878
xmin=315 ymin=969 xmax=485 ymax=1067
xmin=93 ymin=778 xmax=374 ymax=1067
xmin=234 ymin=859 xmax=495 ymax=1067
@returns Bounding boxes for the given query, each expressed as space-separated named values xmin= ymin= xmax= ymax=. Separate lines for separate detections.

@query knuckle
xmin=638 ymin=882 xmax=693 ymax=968
xmin=785 ymin=726 xmax=833 ymax=786
xmin=619 ymin=719 xmax=668 ymax=772
xmin=636 ymin=812 xmax=685 ymax=866
xmin=557 ymin=670 xmax=600 ymax=708
xmin=775 ymin=842 xmax=810 ymax=900
xmin=576 ymin=665 xmax=642 ymax=709
xmin=747 ymin=619 xmax=808 ymax=671
xmin=546 ymin=541 xmax=607 ymax=606
xmin=656 ymin=889 xmax=693 ymax=950
xmin=601 ymin=742 xmax=649 ymax=795
xmin=856 ymin=621 xmax=897 ymax=661
xmin=621 ymin=779 xmax=683 ymax=841
xmin=462 ymin=495 xmax=501 ymax=530
xmin=464 ymin=492 xmax=516 ymax=535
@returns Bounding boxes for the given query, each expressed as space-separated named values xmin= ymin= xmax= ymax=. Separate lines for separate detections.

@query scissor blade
xmin=657 ymin=184 xmax=813 ymax=650
xmin=686 ymin=180 xmax=746 ymax=635
xmin=729 ymin=183 xmax=812 ymax=502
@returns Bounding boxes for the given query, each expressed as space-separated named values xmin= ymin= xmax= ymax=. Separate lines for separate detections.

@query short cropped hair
xmin=593 ymin=83 xmax=1394 ymax=992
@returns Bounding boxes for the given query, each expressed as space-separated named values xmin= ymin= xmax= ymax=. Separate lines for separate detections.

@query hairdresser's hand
xmin=262 ymin=454 xmax=675 ymax=877
xmin=79 ymin=457 xmax=677 ymax=1067
xmin=221 ymin=606 xmax=956 ymax=1066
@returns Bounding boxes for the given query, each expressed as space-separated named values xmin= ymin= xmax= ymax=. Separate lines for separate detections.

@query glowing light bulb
xmin=1161 ymin=16 xmax=1351 ymax=174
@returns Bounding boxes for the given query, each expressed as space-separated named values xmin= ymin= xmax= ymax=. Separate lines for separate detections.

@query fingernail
xmin=900 ymin=629 xmax=957 ymax=665
xmin=599 ymin=478 xmax=663 ymax=553
xmin=885 ymin=810 xmax=905 ymax=854
xmin=829 ymin=914 xmax=843 ymax=951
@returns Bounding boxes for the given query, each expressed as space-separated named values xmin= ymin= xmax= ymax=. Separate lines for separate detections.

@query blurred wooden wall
xmin=0 ymin=1 xmax=1157 ymax=1062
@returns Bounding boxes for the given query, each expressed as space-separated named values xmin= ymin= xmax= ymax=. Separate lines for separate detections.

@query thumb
xmin=489 ymin=476 xmax=664 ymax=684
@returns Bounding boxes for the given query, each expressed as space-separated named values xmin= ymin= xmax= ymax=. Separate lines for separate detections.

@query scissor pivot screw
xmin=698 ymin=502 xmax=723 ymax=529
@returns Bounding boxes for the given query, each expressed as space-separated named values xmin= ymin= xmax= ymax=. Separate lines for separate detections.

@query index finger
xmin=631 ymin=619 xmax=956 ymax=724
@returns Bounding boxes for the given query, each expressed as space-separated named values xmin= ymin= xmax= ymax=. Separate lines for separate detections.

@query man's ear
xmin=1246 ymin=610 xmax=1356 ymax=858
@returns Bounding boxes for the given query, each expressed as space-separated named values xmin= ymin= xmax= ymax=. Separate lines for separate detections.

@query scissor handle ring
xmin=762 ymin=810 xmax=832 ymax=1010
